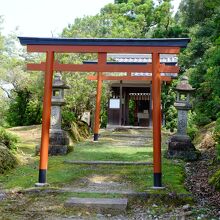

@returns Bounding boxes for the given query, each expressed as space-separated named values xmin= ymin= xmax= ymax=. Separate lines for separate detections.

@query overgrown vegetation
xmin=209 ymin=169 xmax=220 ymax=191
xmin=0 ymin=126 xmax=18 ymax=150
xmin=67 ymin=121 xmax=90 ymax=143
xmin=178 ymin=0 xmax=220 ymax=126
xmin=214 ymin=116 xmax=220 ymax=161
xmin=0 ymin=127 xmax=18 ymax=173
xmin=0 ymin=144 xmax=17 ymax=174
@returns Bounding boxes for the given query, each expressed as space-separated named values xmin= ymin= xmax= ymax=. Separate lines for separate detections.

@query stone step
xmin=64 ymin=197 xmax=128 ymax=213
xmin=64 ymin=160 xmax=153 ymax=166
xmin=102 ymin=134 xmax=152 ymax=138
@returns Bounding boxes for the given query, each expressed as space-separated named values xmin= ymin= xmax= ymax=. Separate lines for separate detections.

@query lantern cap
xmin=53 ymin=72 xmax=70 ymax=89
xmin=175 ymin=76 xmax=195 ymax=92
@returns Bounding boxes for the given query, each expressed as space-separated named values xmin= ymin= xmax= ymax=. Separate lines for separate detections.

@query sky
xmin=0 ymin=0 xmax=181 ymax=37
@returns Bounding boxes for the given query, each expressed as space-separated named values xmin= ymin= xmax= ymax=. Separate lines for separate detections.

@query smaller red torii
xmin=18 ymin=37 xmax=190 ymax=188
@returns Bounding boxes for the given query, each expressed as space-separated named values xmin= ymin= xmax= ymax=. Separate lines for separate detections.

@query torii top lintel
xmin=18 ymin=37 xmax=190 ymax=53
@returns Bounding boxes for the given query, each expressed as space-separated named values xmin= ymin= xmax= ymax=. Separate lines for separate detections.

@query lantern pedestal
xmin=49 ymin=130 xmax=69 ymax=155
xmin=167 ymin=134 xmax=199 ymax=161
xmin=167 ymin=76 xmax=199 ymax=161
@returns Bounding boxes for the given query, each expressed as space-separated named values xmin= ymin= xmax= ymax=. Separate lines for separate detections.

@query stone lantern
xmin=167 ymin=76 xmax=199 ymax=160
xmin=49 ymin=72 xmax=70 ymax=155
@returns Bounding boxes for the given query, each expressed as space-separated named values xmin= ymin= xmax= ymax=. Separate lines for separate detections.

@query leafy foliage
xmin=63 ymin=0 xmax=177 ymax=39
xmin=0 ymin=24 xmax=44 ymax=127
xmin=6 ymin=89 xmax=42 ymax=126
xmin=0 ymin=144 xmax=17 ymax=174
xmin=209 ymin=169 xmax=220 ymax=190
xmin=178 ymin=0 xmax=220 ymax=125
xmin=161 ymin=81 xmax=177 ymax=131
xmin=214 ymin=116 xmax=220 ymax=161
xmin=0 ymin=127 xmax=18 ymax=150
xmin=61 ymin=0 xmax=181 ymax=128
xmin=187 ymin=111 xmax=198 ymax=140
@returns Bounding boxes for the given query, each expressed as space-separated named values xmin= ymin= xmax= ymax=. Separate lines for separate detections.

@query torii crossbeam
xmin=18 ymin=37 xmax=190 ymax=188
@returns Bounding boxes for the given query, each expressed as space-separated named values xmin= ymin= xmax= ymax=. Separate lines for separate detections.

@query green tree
xmin=61 ymin=0 xmax=181 ymax=129
xmin=0 ymin=26 xmax=44 ymax=127
xmin=178 ymin=0 xmax=220 ymax=125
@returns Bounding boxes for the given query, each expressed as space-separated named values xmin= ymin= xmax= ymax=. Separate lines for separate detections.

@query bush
xmin=0 ymin=127 xmax=18 ymax=150
xmin=165 ymin=106 xmax=177 ymax=132
xmin=209 ymin=169 xmax=220 ymax=190
xmin=6 ymin=89 xmax=42 ymax=126
xmin=194 ymin=113 xmax=212 ymax=126
xmin=216 ymin=144 xmax=220 ymax=161
xmin=128 ymin=99 xmax=135 ymax=125
xmin=187 ymin=126 xmax=198 ymax=140
xmin=187 ymin=111 xmax=198 ymax=140
xmin=67 ymin=121 xmax=90 ymax=143
xmin=0 ymin=144 xmax=17 ymax=174
xmin=214 ymin=117 xmax=220 ymax=160
xmin=209 ymin=117 xmax=220 ymax=190
xmin=214 ymin=117 xmax=220 ymax=144
xmin=62 ymin=109 xmax=76 ymax=129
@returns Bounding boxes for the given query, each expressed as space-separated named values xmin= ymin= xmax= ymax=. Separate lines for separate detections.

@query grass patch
xmin=0 ymin=127 xmax=188 ymax=195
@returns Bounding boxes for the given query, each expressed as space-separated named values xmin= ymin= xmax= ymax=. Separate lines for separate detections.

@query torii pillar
xmin=152 ymin=52 xmax=162 ymax=187
xmin=93 ymin=53 xmax=106 ymax=141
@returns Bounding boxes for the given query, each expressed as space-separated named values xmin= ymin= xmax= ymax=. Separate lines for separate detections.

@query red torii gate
xmin=18 ymin=37 xmax=190 ymax=188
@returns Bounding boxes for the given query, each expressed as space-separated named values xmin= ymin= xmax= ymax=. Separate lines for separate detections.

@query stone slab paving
xmin=65 ymin=197 xmax=128 ymax=212
xmin=62 ymin=128 xmax=153 ymax=216
xmin=61 ymin=187 xmax=135 ymax=195
xmin=64 ymin=160 xmax=152 ymax=165
xmin=101 ymin=134 xmax=152 ymax=138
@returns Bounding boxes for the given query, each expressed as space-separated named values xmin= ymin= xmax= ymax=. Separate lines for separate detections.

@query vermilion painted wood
xmin=39 ymin=51 xmax=54 ymax=171
xmin=27 ymin=62 xmax=179 ymax=73
xmin=87 ymin=75 xmax=172 ymax=82
xmin=94 ymin=53 xmax=107 ymax=137
xmin=152 ymin=53 xmax=162 ymax=180
xmin=160 ymin=64 xmax=179 ymax=73
xmin=27 ymin=45 xmax=180 ymax=54
xmin=21 ymin=39 xmax=188 ymax=186
xmin=28 ymin=63 xmax=152 ymax=72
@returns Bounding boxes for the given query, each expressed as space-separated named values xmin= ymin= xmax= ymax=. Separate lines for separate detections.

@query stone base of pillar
xmin=49 ymin=130 xmax=69 ymax=155
xmin=35 ymin=130 xmax=70 ymax=156
xmin=166 ymin=134 xmax=200 ymax=161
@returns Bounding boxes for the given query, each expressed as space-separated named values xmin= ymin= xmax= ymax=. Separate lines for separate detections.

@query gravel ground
xmin=185 ymin=148 xmax=220 ymax=218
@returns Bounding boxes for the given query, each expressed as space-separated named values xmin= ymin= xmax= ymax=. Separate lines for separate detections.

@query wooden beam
xmin=27 ymin=62 xmax=179 ymax=73
xmin=87 ymin=75 xmax=172 ymax=82
xmin=27 ymin=45 xmax=180 ymax=54
xmin=27 ymin=63 xmax=45 ymax=71
xmin=28 ymin=62 xmax=153 ymax=72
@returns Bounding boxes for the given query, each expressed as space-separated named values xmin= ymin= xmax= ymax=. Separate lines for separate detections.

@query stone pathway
xmin=63 ymin=173 xmax=136 ymax=195
xmin=2 ymin=127 xmax=219 ymax=219
xmin=62 ymin=129 xmax=152 ymax=196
